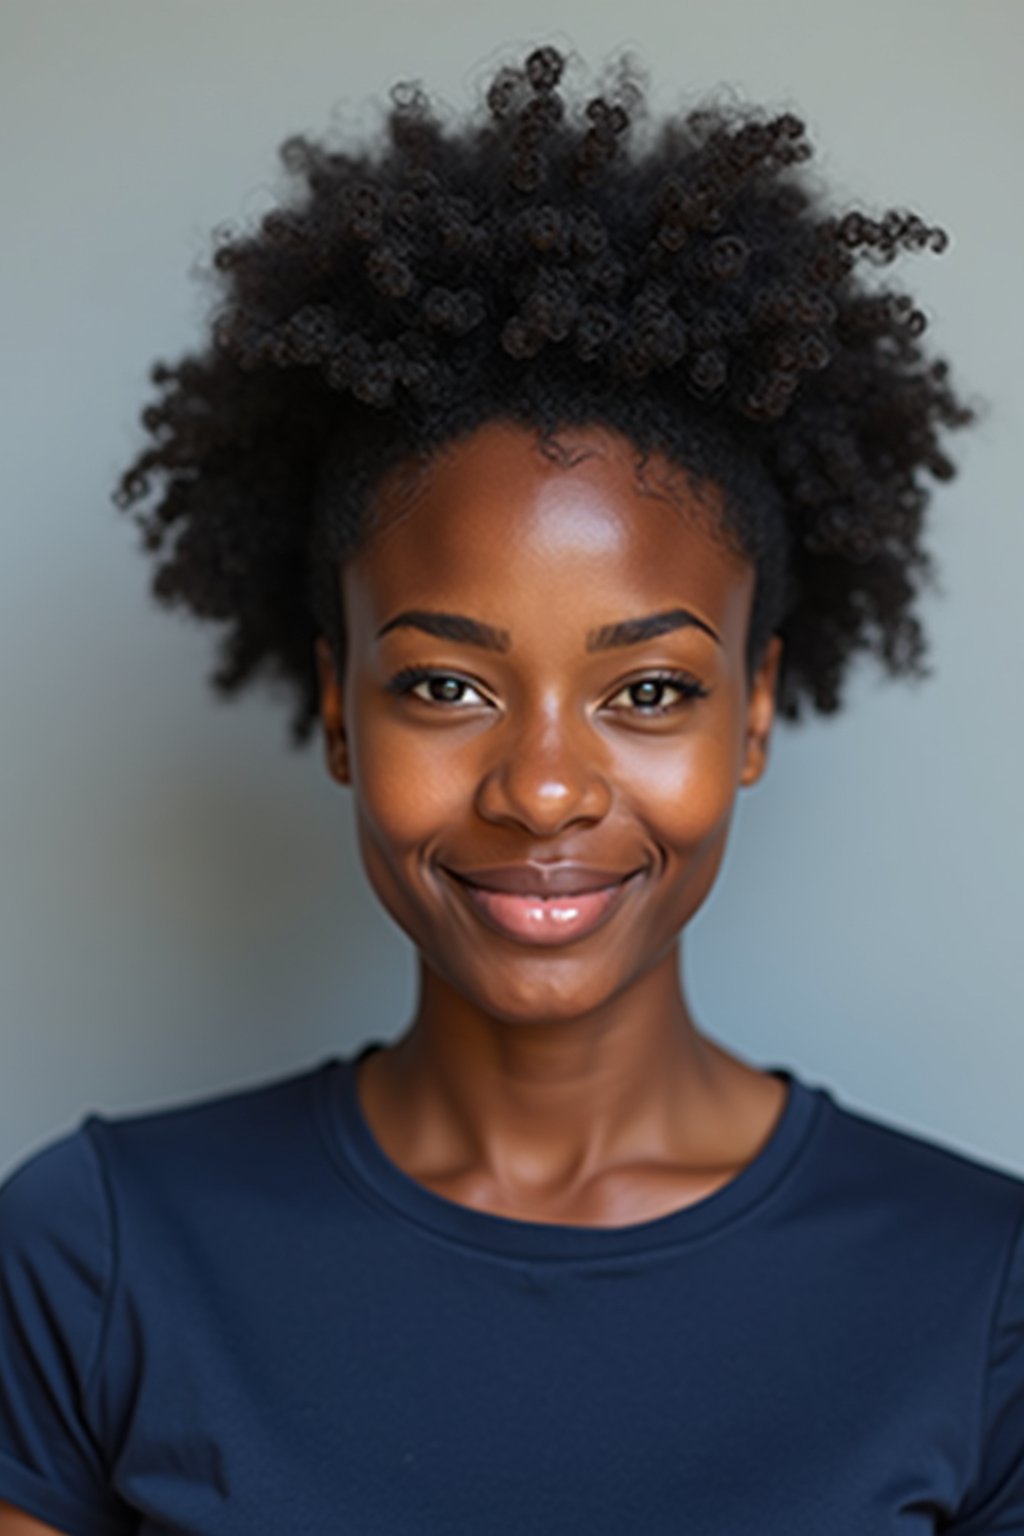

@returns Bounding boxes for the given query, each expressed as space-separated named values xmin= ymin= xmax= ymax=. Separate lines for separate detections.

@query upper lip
xmin=444 ymin=862 xmax=643 ymax=896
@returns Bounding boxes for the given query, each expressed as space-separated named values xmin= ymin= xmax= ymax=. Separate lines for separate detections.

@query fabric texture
xmin=1 ymin=1044 xmax=1023 ymax=1535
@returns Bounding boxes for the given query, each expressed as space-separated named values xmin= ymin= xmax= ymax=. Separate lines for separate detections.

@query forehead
xmin=342 ymin=420 xmax=755 ymax=644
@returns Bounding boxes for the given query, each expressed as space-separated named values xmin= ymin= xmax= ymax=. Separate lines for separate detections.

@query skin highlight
xmin=317 ymin=419 xmax=785 ymax=1228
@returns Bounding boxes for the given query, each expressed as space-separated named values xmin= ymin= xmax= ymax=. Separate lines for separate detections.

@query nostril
xmin=473 ymin=759 xmax=613 ymax=834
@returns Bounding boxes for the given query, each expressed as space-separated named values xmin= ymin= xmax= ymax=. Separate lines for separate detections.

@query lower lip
xmin=445 ymin=871 xmax=643 ymax=946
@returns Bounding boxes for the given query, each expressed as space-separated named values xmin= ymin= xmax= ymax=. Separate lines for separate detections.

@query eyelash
xmin=384 ymin=665 xmax=710 ymax=717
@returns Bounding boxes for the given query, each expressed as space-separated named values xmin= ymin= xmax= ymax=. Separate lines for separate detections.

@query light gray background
xmin=1 ymin=0 xmax=1021 ymax=1179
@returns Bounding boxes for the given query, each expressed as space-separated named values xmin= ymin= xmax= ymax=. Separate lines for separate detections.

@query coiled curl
xmin=116 ymin=45 xmax=973 ymax=745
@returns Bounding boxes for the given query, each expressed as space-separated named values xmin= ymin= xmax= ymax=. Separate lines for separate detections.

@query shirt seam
xmin=952 ymin=1194 xmax=1024 ymax=1530
xmin=78 ymin=1118 xmax=123 ymax=1474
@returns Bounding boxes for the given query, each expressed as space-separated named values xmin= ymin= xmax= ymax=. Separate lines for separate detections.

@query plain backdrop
xmin=1 ymin=0 xmax=1021 ymax=1179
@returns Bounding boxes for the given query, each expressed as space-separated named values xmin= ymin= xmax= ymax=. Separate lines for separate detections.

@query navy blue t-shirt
xmin=1 ymin=1042 xmax=1023 ymax=1534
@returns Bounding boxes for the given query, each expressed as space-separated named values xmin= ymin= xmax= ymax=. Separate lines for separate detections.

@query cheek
xmin=617 ymin=707 xmax=746 ymax=941
xmin=346 ymin=675 xmax=450 ymax=836
xmin=347 ymin=706 xmax=465 ymax=915
xmin=623 ymin=717 xmax=742 ymax=854
xmin=351 ymin=731 xmax=447 ymax=847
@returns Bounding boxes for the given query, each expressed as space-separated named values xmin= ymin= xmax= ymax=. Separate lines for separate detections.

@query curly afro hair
xmin=116 ymin=43 xmax=973 ymax=747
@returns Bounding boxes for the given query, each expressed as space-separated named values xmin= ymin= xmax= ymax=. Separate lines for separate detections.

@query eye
xmin=384 ymin=666 xmax=709 ymax=716
xmin=385 ymin=666 xmax=492 ymax=708
xmin=605 ymin=672 xmax=710 ymax=716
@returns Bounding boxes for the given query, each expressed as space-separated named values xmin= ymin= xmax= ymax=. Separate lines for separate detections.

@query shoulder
xmin=806 ymin=1076 xmax=1024 ymax=1255
xmin=795 ymin=1082 xmax=1024 ymax=1534
xmin=85 ymin=1055 xmax=336 ymax=1180
xmin=1 ymin=1057 xmax=339 ymax=1242
xmin=0 ymin=1124 xmax=111 ymax=1301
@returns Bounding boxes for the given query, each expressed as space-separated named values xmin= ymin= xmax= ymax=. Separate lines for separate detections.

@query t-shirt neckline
xmin=320 ymin=1042 xmax=825 ymax=1261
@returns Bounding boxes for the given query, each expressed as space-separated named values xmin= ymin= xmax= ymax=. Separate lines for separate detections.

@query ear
xmin=739 ymin=635 xmax=783 ymax=788
xmin=315 ymin=635 xmax=351 ymax=786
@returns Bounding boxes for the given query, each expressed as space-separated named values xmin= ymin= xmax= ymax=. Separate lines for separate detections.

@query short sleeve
xmin=0 ymin=1126 xmax=136 ymax=1535
xmin=949 ymin=1203 xmax=1024 ymax=1533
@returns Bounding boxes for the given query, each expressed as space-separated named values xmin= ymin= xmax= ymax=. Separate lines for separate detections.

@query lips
xmin=443 ymin=862 xmax=642 ymax=896
xmin=441 ymin=862 xmax=645 ymax=946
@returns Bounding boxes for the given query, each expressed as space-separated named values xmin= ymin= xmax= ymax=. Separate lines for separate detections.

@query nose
xmin=473 ymin=704 xmax=613 ymax=836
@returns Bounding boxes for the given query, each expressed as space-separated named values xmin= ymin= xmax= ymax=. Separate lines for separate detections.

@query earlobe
xmin=315 ymin=635 xmax=350 ymax=786
xmin=739 ymin=635 xmax=782 ymax=788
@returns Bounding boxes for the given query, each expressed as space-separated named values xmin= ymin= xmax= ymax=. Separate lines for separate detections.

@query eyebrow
xmin=375 ymin=606 xmax=721 ymax=651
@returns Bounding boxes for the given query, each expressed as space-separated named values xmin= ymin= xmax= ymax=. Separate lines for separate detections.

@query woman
xmin=1 ymin=44 xmax=1020 ymax=1534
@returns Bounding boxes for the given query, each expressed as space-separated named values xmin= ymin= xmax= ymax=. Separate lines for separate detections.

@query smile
xmin=442 ymin=868 xmax=644 ymax=947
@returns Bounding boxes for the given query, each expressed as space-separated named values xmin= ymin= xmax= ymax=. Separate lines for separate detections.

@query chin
xmin=444 ymin=958 xmax=641 ymax=1026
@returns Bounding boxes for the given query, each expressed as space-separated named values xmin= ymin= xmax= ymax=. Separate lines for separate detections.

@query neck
xmin=357 ymin=941 xmax=762 ymax=1204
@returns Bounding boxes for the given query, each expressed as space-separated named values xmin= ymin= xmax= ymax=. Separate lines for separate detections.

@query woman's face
xmin=317 ymin=420 xmax=780 ymax=1024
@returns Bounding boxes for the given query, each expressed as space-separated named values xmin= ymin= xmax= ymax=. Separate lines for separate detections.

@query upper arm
xmin=0 ymin=1128 xmax=135 ymax=1535
xmin=947 ymin=1204 xmax=1024 ymax=1532
xmin=0 ymin=1501 xmax=72 ymax=1536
